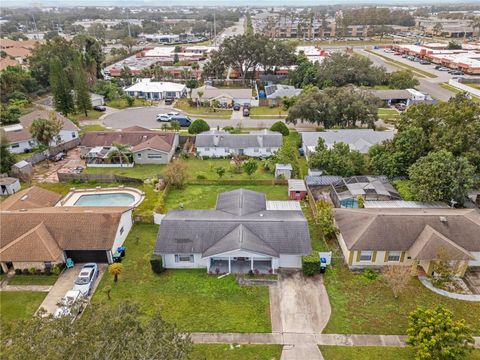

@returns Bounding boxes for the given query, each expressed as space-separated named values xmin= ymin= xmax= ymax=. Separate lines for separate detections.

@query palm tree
xmin=108 ymin=263 xmax=124 ymax=283
xmin=197 ymin=90 xmax=204 ymax=107
xmin=107 ymin=142 xmax=132 ymax=167
xmin=170 ymin=120 xmax=181 ymax=132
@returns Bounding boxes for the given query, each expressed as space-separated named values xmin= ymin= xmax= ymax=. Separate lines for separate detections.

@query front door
xmin=239 ymin=149 xmax=244 ymax=155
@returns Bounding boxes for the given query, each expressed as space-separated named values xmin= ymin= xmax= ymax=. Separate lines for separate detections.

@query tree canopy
xmin=29 ymin=113 xmax=64 ymax=147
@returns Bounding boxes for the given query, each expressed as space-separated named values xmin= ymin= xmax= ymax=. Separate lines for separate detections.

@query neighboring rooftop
xmin=0 ymin=186 xmax=62 ymax=211
xmin=195 ymin=129 xmax=282 ymax=149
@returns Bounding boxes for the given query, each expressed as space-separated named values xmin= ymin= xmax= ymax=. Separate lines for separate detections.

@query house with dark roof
xmin=334 ymin=208 xmax=480 ymax=276
xmin=0 ymin=187 xmax=133 ymax=272
xmin=1 ymin=110 xmax=79 ymax=154
xmin=154 ymin=189 xmax=311 ymax=273
xmin=80 ymin=126 xmax=178 ymax=165
xmin=195 ymin=129 xmax=283 ymax=158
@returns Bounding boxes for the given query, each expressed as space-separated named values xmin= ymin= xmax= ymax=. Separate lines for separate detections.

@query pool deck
xmin=58 ymin=187 xmax=145 ymax=207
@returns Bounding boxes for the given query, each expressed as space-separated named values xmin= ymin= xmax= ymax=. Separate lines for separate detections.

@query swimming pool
xmin=74 ymin=193 xmax=136 ymax=206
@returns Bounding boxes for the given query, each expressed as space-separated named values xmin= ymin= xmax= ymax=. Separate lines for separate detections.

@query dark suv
xmin=170 ymin=116 xmax=192 ymax=127
xmin=164 ymin=97 xmax=174 ymax=105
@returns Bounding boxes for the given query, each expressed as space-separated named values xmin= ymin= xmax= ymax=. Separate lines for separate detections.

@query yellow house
xmin=334 ymin=208 xmax=480 ymax=277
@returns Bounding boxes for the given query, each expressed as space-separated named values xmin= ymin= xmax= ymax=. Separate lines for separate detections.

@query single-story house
xmin=1 ymin=110 xmax=79 ymax=154
xmin=330 ymin=176 xmax=401 ymax=208
xmin=0 ymin=176 xmax=20 ymax=196
xmin=80 ymin=126 xmax=178 ymax=165
xmin=275 ymin=163 xmax=292 ymax=179
xmin=125 ymin=79 xmax=187 ymax=100
xmin=370 ymin=89 xmax=428 ymax=106
xmin=264 ymin=84 xmax=301 ymax=105
xmin=288 ymin=179 xmax=307 ymax=200
xmin=191 ymin=85 xmax=253 ymax=106
xmin=0 ymin=186 xmax=133 ymax=271
xmin=154 ymin=189 xmax=312 ymax=273
xmin=301 ymin=130 xmax=395 ymax=158
xmin=334 ymin=208 xmax=480 ymax=277
xmin=195 ymin=129 xmax=282 ymax=158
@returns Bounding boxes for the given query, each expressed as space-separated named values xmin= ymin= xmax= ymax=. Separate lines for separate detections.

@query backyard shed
xmin=0 ymin=176 xmax=20 ymax=196
xmin=288 ymin=179 xmax=307 ymax=200
xmin=275 ymin=163 xmax=292 ymax=179
xmin=10 ymin=160 xmax=33 ymax=181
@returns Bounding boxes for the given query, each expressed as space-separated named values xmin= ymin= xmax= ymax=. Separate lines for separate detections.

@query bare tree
xmin=382 ymin=265 xmax=414 ymax=298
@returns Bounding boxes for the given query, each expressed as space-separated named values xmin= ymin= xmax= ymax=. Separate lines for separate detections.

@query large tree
xmin=72 ymin=56 xmax=92 ymax=117
xmin=49 ymin=58 xmax=75 ymax=116
xmin=286 ymin=86 xmax=380 ymax=128
xmin=388 ymin=70 xmax=419 ymax=89
xmin=309 ymin=138 xmax=365 ymax=177
xmin=0 ymin=136 xmax=16 ymax=173
xmin=408 ymin=150 xmax=475 ymax=205
xmin=1 ymin=302 xmax=192 ymax=360
xmin=407 ymin=306 xmax=474 ymax=360
xmin=29 ymin=113 xmax=63 ymax=147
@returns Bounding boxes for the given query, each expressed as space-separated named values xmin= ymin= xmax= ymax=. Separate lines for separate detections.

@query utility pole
xmin=31 ymin=13 xmax=39 ymax=40
xmin=213 ymin=8 xmax=217 ymax=47
xmin=126 ymin=9 xmax=132 ymax=38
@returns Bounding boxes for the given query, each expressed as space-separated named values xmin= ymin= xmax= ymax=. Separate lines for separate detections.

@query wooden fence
xmin=186 ymin=179 xmax=288 ymax=186
xmin=57 ymin=173 xmax=143 ymax=184
xmin=24 ymin=138 xmax=81 ymax=165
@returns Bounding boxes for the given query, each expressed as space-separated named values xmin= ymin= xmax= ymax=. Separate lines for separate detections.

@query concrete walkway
xmin=419 ymin=276 xmax=480 ymax=302
xmin=2 ymin=285 xmax=52 ymax=292
xmin=190 ymin=332 xmax=480 ymax=349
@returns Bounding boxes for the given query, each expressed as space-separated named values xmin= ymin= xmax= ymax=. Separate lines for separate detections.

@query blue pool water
xmin=74 ymin=193 xmax=136 ymax=206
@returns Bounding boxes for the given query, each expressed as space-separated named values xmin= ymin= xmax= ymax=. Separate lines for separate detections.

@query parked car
xmin=420 ymin=60 xmax=431 ymax=65
xmin=164 ymin=97 xmax=174 ymax=105
xmin=243 ymin=108 xmax=250 ymax=117
xmin=394 ymin=103 xmax=407 ymax=111
xmin=449 ymin=70 xmax=464 ymax=75
xmin=170 ymin=116 xmax=192 ymax=127
xmin=93 ymin=105 xmax=106 ymax=112
xmin=402 ymin=54 xmax=409 ymax=58
xmin=243 ymin=103 xmax=251 ymax=109
xmin=167 ymin=111 xmax=180 ymax=116
xmin=72 ymin=263 xmax=99 ymax=296
xmin=233 ymin=104 xmax=241 ymax=111
xmin=156 ymin=114 xmax=171 ymax=122
xmin=394 ymin=52 xmax=402 ymax=56
xmin=71 ymin=166 xmax=84 ymax=174
xmin=49 ymin=151 xmax=65 ymax=162
xmin=54 ymin=290 xmax=85 ymax=318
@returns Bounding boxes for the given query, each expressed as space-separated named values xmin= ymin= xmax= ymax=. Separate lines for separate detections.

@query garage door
xmin=65 ymin=250 xmax=109 ymax=263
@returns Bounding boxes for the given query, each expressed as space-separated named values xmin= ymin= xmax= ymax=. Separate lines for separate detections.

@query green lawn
xmin=69 ymin=110 xmax=104 ymax=122
xmin=0 ymin=292 xmax=46 ymax=325
xmin=190 ymin=345 xmax=282 ymax=360
xmin=378 ymin=107 xmax=401 ymax=123
xmin=467 ymin=83 xmax=480 ymax=90
xmin=84 ymin=158 xmax=275 ymax=181
xmin=441 ymin=83 xmax=480 ymax=103
xmin=165 ymin=184 xmax=288 ymax=211
xmin=106 ymin=98 xmax=152 ymax=109
xmin=88 ymin=224 xmax=271 ymax=333
xmin=8 ymin=275 xmax=58 ymax=286
xmin=175 ymin=99 xmax=232 ymax=118
xmin=323 ymin=265 xmax=480 ymax=335
xmin=250 ymin=106 xmax=288 ymax=118
xmin=319 ymin=346 xmax=480 ymax=360
xmin=81 ymin=124 xmax=112 ymax=132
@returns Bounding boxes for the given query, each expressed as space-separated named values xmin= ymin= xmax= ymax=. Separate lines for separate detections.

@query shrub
xmin=36 ymin=269 xmax=43 ymax=275
xmin=28 ymin=267 xmax=36 ymax=275
xmin=362 ymin=268 xmax=378 ymax=281
xmin=22 ymin=268 xmax=29 ymax=275
xmin=154 ymin=194 xmax=165 ymax=214
xmin=223 ymin=126 xmax=234 ymax=132
xmin=302 ymin=254 xmax=320 ymax=276
xmin=52 ymin=265 xmax=61 ymax=275
xmin=44 ymin=268 xmax=51 ymax=276
xmin=14 ymin=268 xmax=22 ymax=275
xmin=196 ymin=174 xmax=206 ymax=180
xmin=270 ymin=121 xmax=290 ymax=136
xmin=188 ymin=119 xmax=210 ymax=134
xmin=150 ymin=255 xmax=164 ymax=274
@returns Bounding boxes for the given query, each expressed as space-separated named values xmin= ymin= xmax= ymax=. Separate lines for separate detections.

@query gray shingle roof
xmin=195 ymin=130 xmax=282 ymax=149
xmin=305 ymin=176 xmax=342 ymax=186
xmin=155 ymin=189 xmax=311 ymax=257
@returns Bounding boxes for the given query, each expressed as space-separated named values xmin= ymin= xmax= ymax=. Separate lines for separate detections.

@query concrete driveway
xmin=38 ymin=264 xmax=107 ymax=315
xmin=270 ymin=271 xmax=331 ymax=360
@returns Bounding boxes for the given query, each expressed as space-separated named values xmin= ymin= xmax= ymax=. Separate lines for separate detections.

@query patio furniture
xmin=66 ymin=258 xmax=74 ymax=269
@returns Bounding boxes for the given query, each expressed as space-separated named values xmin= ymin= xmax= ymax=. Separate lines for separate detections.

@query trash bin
xmin=320 ymin=257 xmax=327 ymax=274
xmin=117 ymin=246 xmax=126 ymax=257
xmin=113 ymin=251 xmax=122 ymax=263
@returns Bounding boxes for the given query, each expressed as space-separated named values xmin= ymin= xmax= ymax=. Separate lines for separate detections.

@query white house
xmin=195 ymin=129 xmax=283 ymax=158
xmin=2 ymin=110 xmax=79 ymax=154
xmin=154 ymin=189 xmax=312 ymax=273
xmin=125 ymin=79 xmax=187 ymax=100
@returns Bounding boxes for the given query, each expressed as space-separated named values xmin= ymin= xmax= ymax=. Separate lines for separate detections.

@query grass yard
xmin=81 ymin=124 xmax=112 ymax=132
xmin=364 ymin=50 xmax=436 ymax=78
xmin=175 ymin=99 xmax=233 ymax=118
xmin=89 ymin=224 xmax=271 ymax=333
xmin=84 ymin=158 xmax=275 ymax=181
xmin=190 ymin=345 xmax=282 ymax=360
xmin=250 ymin=106 xmax=288 ymax=118
xmin=323 ymin=265 xmax=480 ymax=335
xmin=378 ymin=107 xmax=401 ymax=123
xmin=467 ymin=83 xmax=480 ymax=90
xmin=106 ymin=98 xmax=151 ymax=109
xmin=165 ymin=184 xmax=288 ymax=211
xmin=0 ymin=292 xmax=46 ymax=325
xmin=8 ymin=275 xmax=58 ymax=286
xmin=69 ymin=110 xmax=104 ymax=122
xmin=319 ymin=346 xmax=480 ymax=360
xmin=441 ymin=83 xmax=480 ymax=103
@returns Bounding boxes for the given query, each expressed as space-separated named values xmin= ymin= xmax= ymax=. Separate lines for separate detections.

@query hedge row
xmin=302 ymin=253 xmax=320 ymax=276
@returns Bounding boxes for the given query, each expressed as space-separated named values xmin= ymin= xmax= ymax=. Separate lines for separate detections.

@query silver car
xmin=72 ymin=263 xmax=99 ymax=296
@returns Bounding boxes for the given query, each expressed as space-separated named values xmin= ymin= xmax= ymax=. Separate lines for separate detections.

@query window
xmin=388 ymin=251 xmax=401 ymax=262
xmin=11 ymin=143 xmax=19 ymax=148
xmin=254 ymin=148 xmax=259 ymax=153
xmin=266 ymin=148 xmax=271 ymax=152
xmin=137 ymin=153 xmax=142 ymax=158
xmin=120 ymin=226 xmax=124 ymax=235
xmin=204 ymin=147 xmax=210 ymax=151
xmin=44 ymin=262 xmax=52 ymax=270
xmin=147 ymin=154 xmax=162 ymax=159
xmin=175 ymin=254 xmax=194 ymax=263
xmin=72 ymin=132 xmax=77 ymax=138
xmin=359 ymin=251 xmax=373 ymax=262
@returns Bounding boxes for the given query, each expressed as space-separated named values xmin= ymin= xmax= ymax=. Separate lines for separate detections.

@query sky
xmin=1 ymin=0 xmax=473 ymax=7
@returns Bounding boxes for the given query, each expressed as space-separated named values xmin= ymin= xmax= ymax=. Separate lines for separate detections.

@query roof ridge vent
xmin=20 ymin=195 xmax=28 ymax=201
